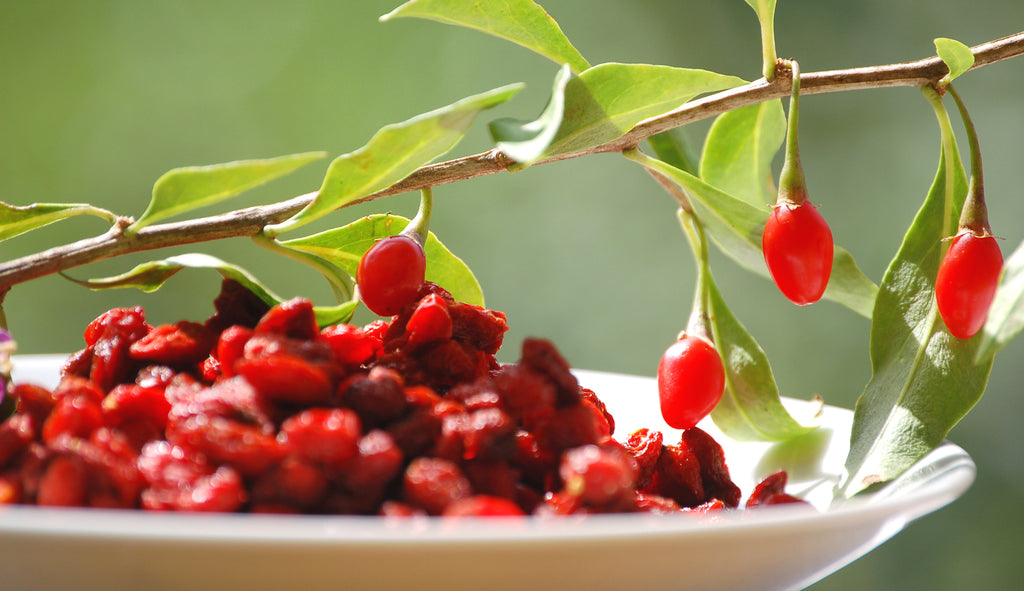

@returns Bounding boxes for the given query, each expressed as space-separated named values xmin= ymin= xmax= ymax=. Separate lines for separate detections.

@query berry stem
xmin=946 ymin=84 xmax=992 ymax=237
xmin=677 ymin=208 xmax=714 ymax=342
xmin=402 ymin=187 xmax=434 ymax=247
xmin=777 ymin=60 xmax=808 ymax=206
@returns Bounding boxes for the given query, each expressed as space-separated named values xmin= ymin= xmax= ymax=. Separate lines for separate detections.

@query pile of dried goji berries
xmin=0 ymin=280 xmax=804 ymax=515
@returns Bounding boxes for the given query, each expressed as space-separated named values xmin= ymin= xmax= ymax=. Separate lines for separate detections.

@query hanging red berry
xmin=935 ymin=86 xmax=1003 ymax=340
xmin=657 ymin=334 xmax=726 ymax=430
xmin=356 ymin=188 xmax=433 ymax=317
xmin=356 ymin=234 xmax=427 ymax=316
xmin=935 ymin=232 xmax=1002 ymax=339
xmin=762 ymin=201 xmax=834 ymax=305
xmin=763 ymin=60 xmax=834 ymax=306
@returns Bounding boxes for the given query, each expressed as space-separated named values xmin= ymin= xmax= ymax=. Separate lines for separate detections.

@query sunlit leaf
xmin=842 ymin=91 xmax=991 ymax=497
xmin=489 ymin=64 xmax=571 ymax=165
xmin=699 ymin=100 xmax=785 ymax=207
xmin=935 ymin=37 xmax=975 ymax=86
xmin=266 ymin=84 xmax=522 ymax=236
xmin=62 ymin=253 xmax=357 ymax=327
xmin=544 ymin=64 xmax=745 ymax=158
xmin=381 ymin=0 xmax=590 ymax=73
xmin=678 ymin=210 xmax=815 ymax=441
xmin=623 ymin=150 xmax=878 ymax=318
xmin=0 ymin=202 xmax=116 ymax=242
xmin=975 ymin=239 xmax=1024 ymax=362
xmin=281 ymin=214 xmax=484 ymax=307
xmin=646 ymin=128 xmax=700 ymax=176
xmin=127 ymin=152 xmax=326 ymax=234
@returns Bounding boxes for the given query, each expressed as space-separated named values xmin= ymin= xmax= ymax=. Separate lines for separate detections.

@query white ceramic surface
xmin=1 ymin=355 xmax=975 ymax=591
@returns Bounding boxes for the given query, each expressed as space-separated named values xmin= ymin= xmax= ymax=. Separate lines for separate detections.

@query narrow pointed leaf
xmin=935 ymin=38 xmax=975 ymax=86
xmin=381 ymin=0 xmax=590 ymax=73
xmin=974 ymin=239 xmax=1024 ymax=362
xmin=544 ymin=64 xmax=745 ymax=158
xmin=647 ymin=128 xmax=700 ymax=176
xmin=699 ymin=100 xmax=785 ymax=207
xmin=267 ymin=84 xmax=522 ymax=236
xmin=624 ymin=151 xmax=878 ymax=317
xmin=128 ymin=152 xmax=326 ymax=234
xmin=62 ymin=253 xmax=357 ymax=326
xmin=1 ymin=202 xmax=116 ymax=242
xmin=281 ymin=214 xmax=484 ymax=307
xmin=707 ymin=274 xmax=816 ymax=441
xmin=489 ymin=64 xmax=571 ymax=165
xmin=842 ymin=129 xmax=992 ymax=497
xmin=677 ymin=210 xmax=814 ymax=441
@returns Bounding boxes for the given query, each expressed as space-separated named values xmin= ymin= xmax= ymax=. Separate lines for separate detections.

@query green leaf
xmin=127 ymin=152 xmax=326 ymax=234
xmin=935 ymin=37 xmax=975 ymax=86
xmin=544 ymin=64 xmax=745 ymax=158
xmin=646 ymin=128 xmax=700 ymax=176
xmin=678 ymin=210 xmax=815 ymax=441
xmin=0 ymin=202 xmax=117 ymax=242
xmin=267 ymin=84 xmax=522 ymax=236
xmin=743 ymin=0 xmax=778 ymax=80
xmin=975 ymin=239 xmax=1024 ymax=362
xmin=281 ymin=214 xmax=484 ymax=307
xmin=707 ymin=276 xmax=816 ymax=440
xmin=623 ymin=150 xmax=878 ymax=318
xmin=489 ymin=64 xmax=571 ymax=165
xmin=699 ymin=100 xmax=785 ymax=207
xmin=62 ymin=253 xmax=357 ymax=327
xmin=842 ymin=92 xmax=990 ymax=497
xmin=381 ymin=0 xmax=590 ymax=73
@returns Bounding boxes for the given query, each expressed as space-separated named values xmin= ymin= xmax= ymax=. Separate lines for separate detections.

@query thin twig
xmin=2 ymin=31 xmax=1023 ymax=291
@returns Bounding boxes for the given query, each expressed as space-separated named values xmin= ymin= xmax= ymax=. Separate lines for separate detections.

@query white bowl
xmin=1 ymin=356 xmax=974 ymax=591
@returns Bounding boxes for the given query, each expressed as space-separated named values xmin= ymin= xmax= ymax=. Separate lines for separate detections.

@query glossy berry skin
xmin=762 ymin=201 xmax=834 ymax=305
xmin=657 ymin=335 xmax=726 ymax=430
xmin=356 ymin=235 xmax=427 ymax=316
xmin=935 ymin=232 xmax=1003 ymax=339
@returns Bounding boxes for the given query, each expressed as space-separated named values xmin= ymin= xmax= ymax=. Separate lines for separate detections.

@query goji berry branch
xmin=1 ymin=31 xmax=1023 ymax=294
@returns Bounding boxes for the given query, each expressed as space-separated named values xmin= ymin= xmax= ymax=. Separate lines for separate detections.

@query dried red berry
xmin=935 ymin=232 xmax=1003 ymax=339
xmin=442 ymin=495 xmax=525 ymax=517
xmin=762 ymin=200 xmax=834 ymax=305
xmin=403 ymin=457 xmax=471 ymax=515
xmin=357 ymin=235 xmax=427 ymax=316
xmin=657 ymin=335 xmax=725 ymax=430
xmin=559 ymin=444 xmax=637 ymax=508
xmin=405 ymin=293 xmax=453 ymax=348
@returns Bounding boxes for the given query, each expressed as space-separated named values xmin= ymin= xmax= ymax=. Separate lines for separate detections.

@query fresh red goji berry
xmin=657 ymin=334 xmax=726 ymax=430
xmin=356 ymin=235 xmax=427 ymax=317
xmin=762 ymin=200 xmax=834 ymax=305
xmin=935 ymin=232 xmax=1004 ymax=339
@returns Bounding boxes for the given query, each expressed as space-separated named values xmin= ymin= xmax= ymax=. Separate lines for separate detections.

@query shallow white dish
xmin=2 ymin=355 xmax=974 ymax=591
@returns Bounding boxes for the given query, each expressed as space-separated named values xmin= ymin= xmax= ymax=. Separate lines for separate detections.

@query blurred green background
xmin=2 ymin=0 xmax=1023 ymax=588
